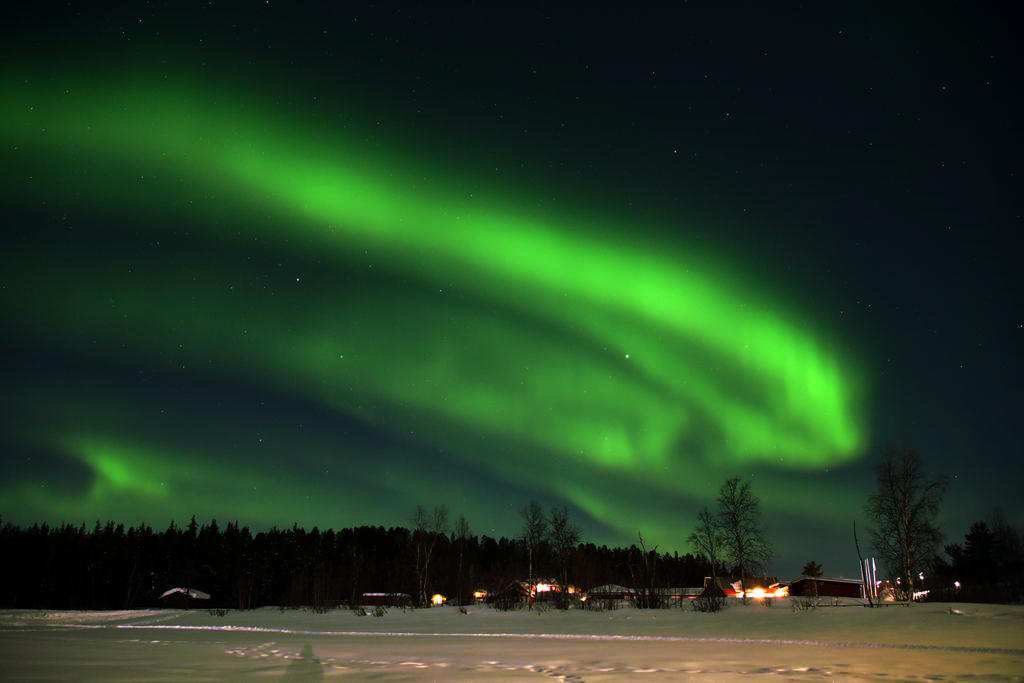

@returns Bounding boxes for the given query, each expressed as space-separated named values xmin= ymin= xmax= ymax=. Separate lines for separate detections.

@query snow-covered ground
xmin=1 ymin=600 xmax=1021 ymax=680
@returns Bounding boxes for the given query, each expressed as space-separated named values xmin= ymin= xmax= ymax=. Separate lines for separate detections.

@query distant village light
xmin=431 ymin=593 xmax=446 ymax=606
xmin=733 ymin=581 xmax=788 ymax=599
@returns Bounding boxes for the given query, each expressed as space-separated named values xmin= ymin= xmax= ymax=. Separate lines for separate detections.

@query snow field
xmin=0 ymin=601 xmax=1021 ymax=680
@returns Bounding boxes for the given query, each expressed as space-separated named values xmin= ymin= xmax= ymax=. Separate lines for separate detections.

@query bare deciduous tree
xmin=412 ymin=504 xmax=448 ymax=607
xmin=717 ymin=477 xmax=772 ymax=601
xmin=628 ymin=532 xmax=661 ymax=608
xmin=687 ymin=506 xmax=724 ymax=586
xmin=865 ymin=447 xmax=946 ymax=601
xmin=520 ymin=500 xmax=547 ymax=609
xmin=548 ymin=506 xmax=581 ymax=608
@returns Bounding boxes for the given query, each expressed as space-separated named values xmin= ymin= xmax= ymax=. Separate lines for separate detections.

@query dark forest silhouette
xmin=929 ymin=508 xmax=1024 ymax=603
xmin=2 ymin=499 xmax=1020 ymax=609
xmin=0 ymin=516 xmax=712 ymax=610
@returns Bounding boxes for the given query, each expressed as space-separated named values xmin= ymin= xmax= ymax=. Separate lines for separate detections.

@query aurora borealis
xmin=2 ymin=3 xmax=1020 ymax=575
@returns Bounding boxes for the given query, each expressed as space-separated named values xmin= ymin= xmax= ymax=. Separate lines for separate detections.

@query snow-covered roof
xmin=789 ymin=576 xmax=865 ymax=585
xmin=160 ymin=587 xmax=211 ymax=600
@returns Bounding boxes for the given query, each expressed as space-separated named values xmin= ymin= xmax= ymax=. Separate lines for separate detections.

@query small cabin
xmin=486 ymin=581 xmax=531 ymax=610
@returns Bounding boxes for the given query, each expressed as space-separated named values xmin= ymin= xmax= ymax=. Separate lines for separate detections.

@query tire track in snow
xmin=98 ymin=624 xmax=1024 ymax=656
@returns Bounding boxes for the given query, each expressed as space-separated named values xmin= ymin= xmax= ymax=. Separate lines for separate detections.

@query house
xmin=360 ymin=592 xmax=411 ymax=607
xmin=787 ymin=576 xmax=865 ymax=599
xmin=486 ymin=581 xmax=531 ymax=610
xmin=532 ymin=579 xmax=578 ymax=601
xmin=159 ymin=587 xmax=211 ymax=609
xmin=580 ymin=584 xmax=633 ymax=609
xmin=485 ymin=579 xmax=578 ymax=609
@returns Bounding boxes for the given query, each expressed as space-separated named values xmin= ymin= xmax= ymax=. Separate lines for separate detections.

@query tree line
xmin=4 ymin=448 xmax=1020 ymax=610
xmin=0 ymin=513 xmax=710 ymax=610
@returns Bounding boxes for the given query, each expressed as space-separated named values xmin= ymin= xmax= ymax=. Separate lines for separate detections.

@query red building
xmin=788 ymin=576 xmax=865 ymax=598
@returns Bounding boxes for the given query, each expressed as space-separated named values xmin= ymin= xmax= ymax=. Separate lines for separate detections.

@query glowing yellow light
xmin=737 ymin=585 xmax=787 ymax=599
xmin=536 ymin=583 xmax=551 ymax=592
xmin=472 ymin=590 xmax=487 ymax=600
xmin=431 ymin=593 xmax=446 ymax=605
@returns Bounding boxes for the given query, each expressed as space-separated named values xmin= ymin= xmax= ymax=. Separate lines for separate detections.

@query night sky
xmin=2 ymin=3 xmax=1020 ymax=578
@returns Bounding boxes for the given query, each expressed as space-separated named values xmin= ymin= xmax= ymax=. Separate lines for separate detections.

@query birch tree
xmin=688 ymin=506 xmax=724 ymax=585
xmin=548 ymin=506 xmax=581 ymax=608
xmin=412 ymin=504 xmax=448 ymax=607
xmin=520 ymin=500 xmax=547 ymax=609
xmin=717 ymin=477 xmax=772 ymax=600
xmin=865 ymin=447 xmax=946 ymax=601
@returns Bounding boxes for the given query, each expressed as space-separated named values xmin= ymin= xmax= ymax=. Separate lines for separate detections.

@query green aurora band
xmin=1 ymin=71 xmax=867 ymax=545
